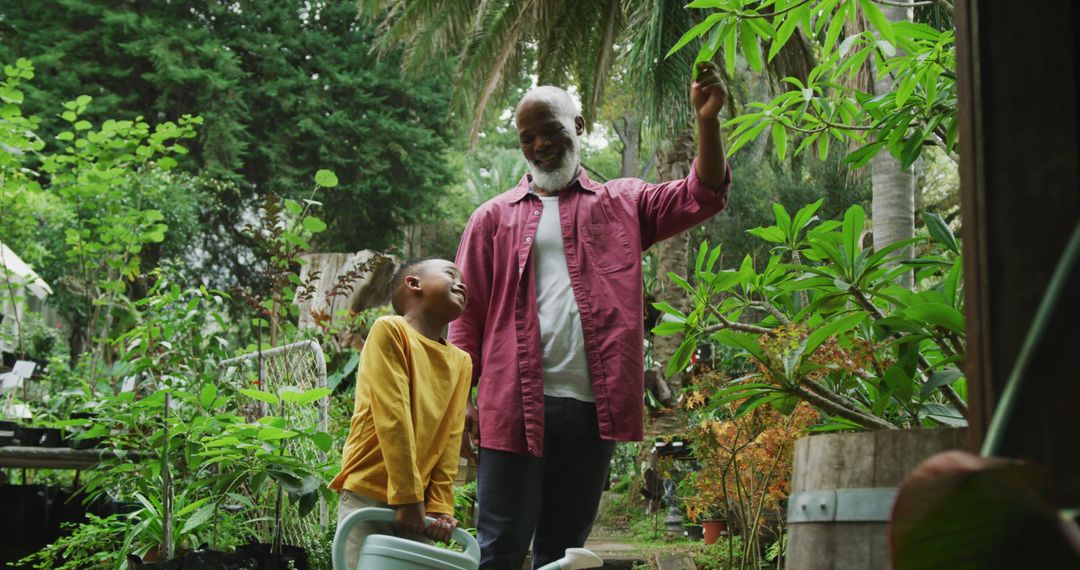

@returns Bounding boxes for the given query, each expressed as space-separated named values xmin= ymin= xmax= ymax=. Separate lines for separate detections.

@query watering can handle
xmin=332 ymin=507 xmax=481 ymax=570
xmin=536 ymin=548 xmax=604 ymax=570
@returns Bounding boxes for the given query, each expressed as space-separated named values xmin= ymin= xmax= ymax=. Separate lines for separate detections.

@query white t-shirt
xmin=533 ymin=194 xmax=594 ymax=402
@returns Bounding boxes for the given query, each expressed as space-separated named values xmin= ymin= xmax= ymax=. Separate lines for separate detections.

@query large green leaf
xmin=710 ymin=329 xmax=767 ymax=361
xmin=903 ymin=303 xmax=966 ymax=334
xmin=179 ymin=502 xmax=216 ymax=535
xmin=792 ymin=199 xmax=825 ymax=237
xmin=841 ymin=205 xmax=866 ymax=268
xmin=920 ymin=367 xmax=964 ymax=399
xmin=280 ymin=386 xmax=331 ymax=405
xmin=651 ymin=321 xmax=687 ymax=336
xmin=922 ymin=211 xmax=960 ymax=255
xmin=747 ymin=226 xmax=787 ymax=244
xmin=805 ymin=311 xmax=869 ymax=356
xmin=240 ymin=388 xmax=278 ymax=406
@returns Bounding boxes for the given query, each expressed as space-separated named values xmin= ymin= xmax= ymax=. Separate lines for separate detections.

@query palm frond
xmin=456 ymin=0 xmax=536 ymax=145
xmin=625 ymin=0 xmax=696 ymax=138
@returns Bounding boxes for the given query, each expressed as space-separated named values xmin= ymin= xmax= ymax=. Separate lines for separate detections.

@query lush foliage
xmin=657 ymin=200 xmax=966 ymax=430
xmin=669 ymin=0 xmax=957 ymax=168
xmin=1 ymin=0 xmax=460 ymax=280
xmin=5 ymin=58 xmax=343 ymax=566
xmin=677 ymin=370 xmax=817 ymax=570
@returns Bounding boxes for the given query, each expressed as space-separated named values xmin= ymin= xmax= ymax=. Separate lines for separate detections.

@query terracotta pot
xmin=702 ymin=520 xmax=728 ymax=545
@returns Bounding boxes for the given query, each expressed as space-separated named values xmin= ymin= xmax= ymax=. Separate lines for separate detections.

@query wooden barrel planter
xmin=786 ymin=428 xmax=967 ymax=570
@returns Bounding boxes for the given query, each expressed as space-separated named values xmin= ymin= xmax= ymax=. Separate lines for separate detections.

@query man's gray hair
xmin=516 ymin=86 xmax=579 ymax=126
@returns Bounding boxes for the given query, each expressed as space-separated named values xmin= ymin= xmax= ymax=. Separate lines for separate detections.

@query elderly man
xmin=449 ymin=62 xmax=732 ymax=569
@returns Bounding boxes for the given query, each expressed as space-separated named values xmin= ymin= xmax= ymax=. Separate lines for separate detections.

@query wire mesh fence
xmin=222 ymin=339 xmax=329 ymax=548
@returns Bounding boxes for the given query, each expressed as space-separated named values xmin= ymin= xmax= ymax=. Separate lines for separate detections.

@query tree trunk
xmin=870 ymin=0 xmax=916 ymax=287
xmin=612 ymin=113 xmax=642 ymax=178
xmin=651 ymin=129 xmax=696 ymax=402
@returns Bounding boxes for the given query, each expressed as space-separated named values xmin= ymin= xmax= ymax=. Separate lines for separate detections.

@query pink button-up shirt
xmin=449 ymin=161 xmax=731 ymax=456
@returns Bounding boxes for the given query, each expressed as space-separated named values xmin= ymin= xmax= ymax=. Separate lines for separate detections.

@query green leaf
xmin=748 ymin=226 xmax=787 ymax=244
xmin=919 ymin=403 xmax=968 ymax=427
xmin=284 ymin=199 xmax=303 ymax=215
xmin=739 ymin=21 xmax=763 ymax=73
xmin=665 ymin=336 xmax=698 ymax=378
xmin=180 ymin=503 xmax=216 ymax=535
xmin=653 ymin=302 xmax=687 ymax=319
xmin=771 ymin=123 xmax=788 ymax=161
xmin=652 ymin=320 xmax=687 ymax=336
xmin=920 ymin=368 xmax=964 ymax=399
xmin=724 ymin=21 xmax=738 ymax=75
xmin=157 ymin=156 xmax=177 ymax=170
xmin=772 ymin=203 xmax=792 ymax=236
xmin=841 ymin=205 xmax=866 ymax=267
xmin=239 ymin=388 xmax=279 ymax=406
xmin=258 ymin=425 xmax=299 ymax=441
xmin=666 ymin=13 xmax=725 ymax=59
xmin=314 ymin=169 xmax=339 ymax=187
xmin=857 ymin=0 xmax=895 ymax=44
xmin=793 ymin=200 xmax=825 ymax=237
xmin=311 ymin=431 xmax=334 ymax=453
xmin=805 ymin=311 xmax=868 ymax=356
xmin=710 ymin=329 xmax=766 ymax=361
xmin=199 ymin=384 xmax=218 ymax=408
xmin=921 ymin=211 xmax=960 ymax=254
xmin=302 ymin=216 xmax=327 ymax=233
xmin=903 ymin=303 xmax=965 ymax=334
xmin=845 ymin=141 xmax=886 ymax=168
xmin=769 ymin=10 xmax=804 ymax=61
xmin=280 ymin=386 xmax=331 ymax=405
xmin=823 ymin=1 xmax=849 ymax=54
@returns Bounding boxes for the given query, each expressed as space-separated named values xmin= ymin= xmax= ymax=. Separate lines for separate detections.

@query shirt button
xmin=534 ymin=210 xmax=540 ymax=215
xmin=525 ymin=236 xmax=532 ymax=242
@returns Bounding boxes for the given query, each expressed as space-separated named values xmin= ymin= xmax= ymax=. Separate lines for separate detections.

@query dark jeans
xmin=476 ymin=396 xmax=617 ymax=570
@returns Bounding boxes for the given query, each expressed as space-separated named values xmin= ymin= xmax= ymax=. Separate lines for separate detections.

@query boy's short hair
xmin=388 ymin=257 xmax=439 ymax=315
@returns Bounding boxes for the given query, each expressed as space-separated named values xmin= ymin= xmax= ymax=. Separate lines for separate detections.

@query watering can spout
xmin=536 ymin=547 xmax=604 ymax=570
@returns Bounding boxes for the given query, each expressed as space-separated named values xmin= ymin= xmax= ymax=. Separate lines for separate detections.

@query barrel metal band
xmin=787 ymin=487 xmax=897 ymax=523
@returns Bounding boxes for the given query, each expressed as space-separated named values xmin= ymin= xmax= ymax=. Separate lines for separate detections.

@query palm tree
xmin=869 ymin=0 xmax=916 ymax=287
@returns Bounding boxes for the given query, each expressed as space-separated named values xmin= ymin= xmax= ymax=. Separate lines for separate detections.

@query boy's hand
xmin=692 ymin=61 xmax=728 ymax=120
xmin=424 ymin=514 xmax=459 ymax=543
xmin=395 ymin=502 xmax=427 ymax=536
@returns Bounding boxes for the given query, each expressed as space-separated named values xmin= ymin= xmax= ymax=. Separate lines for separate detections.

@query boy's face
xmin=413 ymin=259 xmax=468 ymax=321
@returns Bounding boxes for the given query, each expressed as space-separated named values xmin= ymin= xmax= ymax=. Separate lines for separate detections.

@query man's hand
xmin=460 ymin=399 xmax=480 ymax=464
xmin=424 ymin=513 xmax=459 ymax=543
xmin=691 ymin=61 xmax=728 ymax=121
xmin=395 ymin=502 xmax=427 ymax=536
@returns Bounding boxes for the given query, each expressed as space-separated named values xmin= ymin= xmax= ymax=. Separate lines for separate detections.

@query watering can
xmin=333 ymin=507 xmax=603 ymax=570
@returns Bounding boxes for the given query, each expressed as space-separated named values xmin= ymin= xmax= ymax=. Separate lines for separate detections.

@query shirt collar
xmin=508 ymin=167 xmax=599 ymax=203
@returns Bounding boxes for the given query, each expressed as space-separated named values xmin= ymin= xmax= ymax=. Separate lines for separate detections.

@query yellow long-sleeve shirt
xmin=329 ymin=315 xmax=472 ymax=515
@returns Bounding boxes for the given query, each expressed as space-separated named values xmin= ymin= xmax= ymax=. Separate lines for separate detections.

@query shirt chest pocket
xmin=581 ymin=223 xmax=634 ymax=274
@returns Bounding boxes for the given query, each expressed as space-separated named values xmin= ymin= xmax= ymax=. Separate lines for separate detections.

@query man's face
xmin=516 ymin=99 xmax=583 ymax=192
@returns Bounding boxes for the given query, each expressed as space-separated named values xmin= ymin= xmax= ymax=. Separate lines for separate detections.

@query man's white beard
xmin=528 ymin=136 xmax=581 ymax=193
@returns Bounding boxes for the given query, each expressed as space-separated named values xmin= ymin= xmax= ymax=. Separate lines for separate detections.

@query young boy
xmin=329 ymin=257 xmax=472 ymax=567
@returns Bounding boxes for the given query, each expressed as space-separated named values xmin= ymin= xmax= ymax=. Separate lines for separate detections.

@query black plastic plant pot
xmin=0 ymin=485 xmax=49 ymax=564
xmin=16 ymin=425 xmax=45 ymax=447
xmin=236 ymin=543 xmax=309 ymax=570
xmin=684 ymin=524 xmax=705 ymax=541
xmin=39 ymin=427 xmax=66 ymax=447
xmin=184 ymin=548 xmax=259 ymax=570
xmin=0 ymin=420 xmax=17 ymax=446
xmin=88 ymin=494 xmax=139 ymax=517
xmin=126 ymin=554 xmax=183 ymax=570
